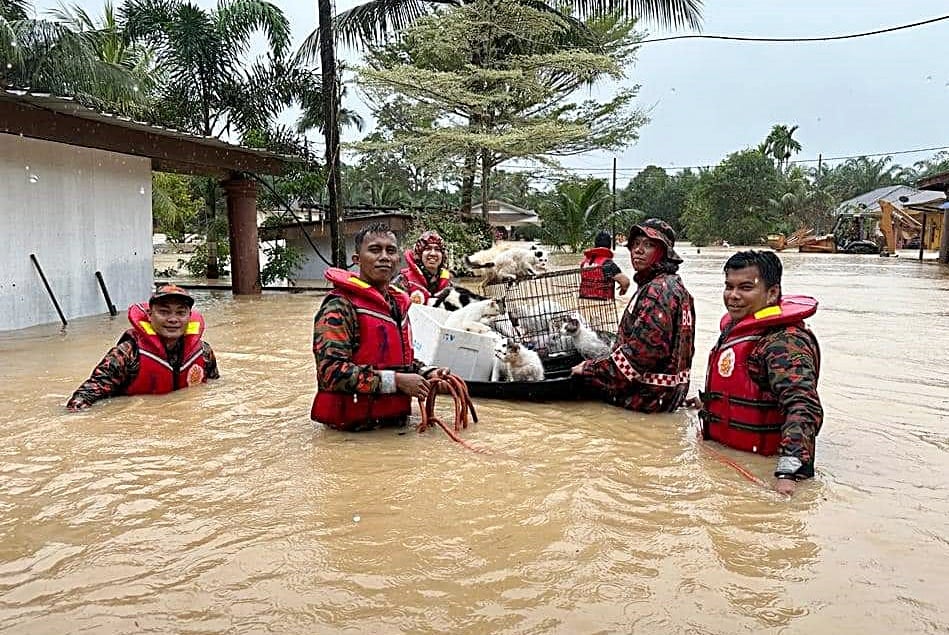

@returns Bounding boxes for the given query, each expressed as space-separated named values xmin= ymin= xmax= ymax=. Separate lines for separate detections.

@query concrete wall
xmin=288 ymin=235 xmax=335 ymax=281
xmin=0 ymin=134 xmax=152 ymax=331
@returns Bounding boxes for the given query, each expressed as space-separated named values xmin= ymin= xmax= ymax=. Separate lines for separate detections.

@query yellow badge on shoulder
xmin=718 ymin=348 xmax=735 ymax=378
xmin=187 ymin=365 xmax=205 ymax=386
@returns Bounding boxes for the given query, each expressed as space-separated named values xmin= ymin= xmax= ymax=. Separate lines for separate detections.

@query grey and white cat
xmin=500 ymin=338 xmax=545 ymax=382
xmin=560 ymin=314 xmax=611 ymax=359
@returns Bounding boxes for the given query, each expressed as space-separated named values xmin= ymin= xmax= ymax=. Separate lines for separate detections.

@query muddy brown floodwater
xmin=1 ymin=247 xmax=947 ymax=634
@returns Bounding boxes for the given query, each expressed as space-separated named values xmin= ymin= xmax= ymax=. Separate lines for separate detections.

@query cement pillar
xmin=223 ymin=176 xmax=261 ymax=295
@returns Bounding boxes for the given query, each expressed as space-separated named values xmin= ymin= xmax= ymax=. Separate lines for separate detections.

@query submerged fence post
xmin=95 ymin=271 xmax=118 ymax=317
xmin=29 ymin=253 xmax=67 ymax=327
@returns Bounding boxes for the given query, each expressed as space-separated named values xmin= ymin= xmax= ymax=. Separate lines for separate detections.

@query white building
xmin=0 ymin=90 xmax=290 ymax=332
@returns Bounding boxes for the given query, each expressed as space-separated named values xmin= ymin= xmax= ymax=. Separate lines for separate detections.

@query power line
xmin=496 ymin=143 xmax=949 ymax=175
xmin=640 ymin=14 xmax=949 ymax=45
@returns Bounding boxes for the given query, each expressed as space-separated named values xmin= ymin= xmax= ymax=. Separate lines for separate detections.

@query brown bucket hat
xmin=628 ymin=218 xmax=683 ymax=263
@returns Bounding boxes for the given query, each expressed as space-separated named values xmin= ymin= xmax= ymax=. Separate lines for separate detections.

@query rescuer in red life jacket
xmin=578 ymin=230 xmax=630 ymax=300
xmin=392 ymin=230 xmax=453 ymax=305
xmin=692 ymin=250 xmax=823 ymax=497
xmin=66 ymin=285 xmax=219 ymax=410
xmin=311 ymin=223 xmax=451 ymax=431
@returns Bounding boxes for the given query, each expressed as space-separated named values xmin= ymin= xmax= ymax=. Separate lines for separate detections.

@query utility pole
xmin=611 ymin=157 xmax=618 ymax=249
xmin=318 ymin=0 xmax=344 ymax=267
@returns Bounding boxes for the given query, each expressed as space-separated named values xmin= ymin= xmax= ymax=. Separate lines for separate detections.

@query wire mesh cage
xmin=483 ymin=268 xmax=619 ymax=365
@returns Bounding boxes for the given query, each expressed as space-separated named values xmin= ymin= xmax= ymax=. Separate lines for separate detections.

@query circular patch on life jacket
xmin=187 ymin=365 xmax=205 ymax=386
xmin=718 ymin=348 xmax=736 ymax=378
xmin=410 ymin=290 xmax=425 ymax=304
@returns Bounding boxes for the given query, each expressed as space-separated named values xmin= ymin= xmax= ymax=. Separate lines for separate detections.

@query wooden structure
xmin=915 ymin=171 xmax=949 ymax=264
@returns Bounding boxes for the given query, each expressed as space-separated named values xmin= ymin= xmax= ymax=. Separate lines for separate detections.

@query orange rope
xmin=417 ymin=375 xmax=490 ymax=454
xmin=695 ymin=429 xmax=768 ymax=488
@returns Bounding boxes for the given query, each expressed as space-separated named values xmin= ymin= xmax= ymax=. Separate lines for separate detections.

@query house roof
xmin=469 ymin=199 xmax=540 ymax=226
xmin=0 ymin=89 xmax=296 ymax=177
xmin=835 ymin=185 xmax=922 ymax=215
xmin=918 ymin=169 xmax=949 ymax=191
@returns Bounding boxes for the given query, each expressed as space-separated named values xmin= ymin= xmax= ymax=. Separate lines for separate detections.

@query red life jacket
xmin=579 ymin=247 xmax=614 ymax=300
xmin=399 ymin=250 xmax=451 ymax=304
xmin=311 ymin=268 xmax=415 ymax=429
xmin=700 ymin=295 xmax=818 ymax=455
xmin=123 ymin=302 xmax=207 ymax=395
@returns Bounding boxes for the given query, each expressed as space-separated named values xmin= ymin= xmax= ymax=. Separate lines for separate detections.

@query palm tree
xmin=763 ymin=124 xmax=802 ymax=172
xmin=825 ymin=156 xmax=905 ymax=202
xmin=304 ymin=0 xmax=703 ymax=51
xmin=122 ymin=0 xmax=291 ymax=138
xmin=46 ymin=1 xmax=157 ymax=114
xmin=540 ymin=179 xmax=611 ymax=253
xmin=1 ymin=0 xmax=29 ymax=21
xmin=122 ymin=0 xmax=293 ymax=277
xmin=296 ymin=79 xmax=365 ymax=134
xmin=1 ymin=0 xmax=141 ymax=109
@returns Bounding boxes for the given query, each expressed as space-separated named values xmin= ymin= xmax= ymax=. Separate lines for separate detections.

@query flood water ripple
xmin=0 ymin=247 xmax=947 ymax=633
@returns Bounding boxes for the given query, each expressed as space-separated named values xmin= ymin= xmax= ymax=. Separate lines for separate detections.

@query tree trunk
xmin=460 ymin=149 xmax=476 ymax=215
xmin=318 ymin=0 xmax=345 ymax=267
xmin=480 ymin=147 xmax=490 ymax=220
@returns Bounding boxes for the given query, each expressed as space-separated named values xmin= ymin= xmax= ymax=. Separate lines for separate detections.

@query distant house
xmin=469 ymin=200 xmax=540 ymax=228
xmin=259 ymin=205 xmax=414 ymax=285
xmin=914 ymin=171 xmax=949 ymax=262
xmin=834 ymin=185 xmax=934 ymax=216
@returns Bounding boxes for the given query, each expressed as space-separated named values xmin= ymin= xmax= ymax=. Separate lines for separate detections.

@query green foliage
xmin=405 ymin=209 xmax=493 ymax=275
xmin=178 ymin=241 xmax=229 ymax=277
xmin=815 ymin=155 xmax=912 ymax=203
xmin=618 ymin=165 xmax=698 ymax=233
xmin=681 ymin=149 xmax=782 ymax=246
xmin=152 ymin=172 xmax=202 ymax=241
xmin=261 ymin=243 xmax=304 ymax=285
xmin=761 ymin=124 xmax=802 ymax=172
xmin=308 ymin=0 xmax=703 ymax=51
xmin=538 ymin=178 xmax=611 ymax=253
xmin=122 ymin=0 xmax=293 ymax=137
xmin=357 ymin=0 xmax=647 ymax=204
xmin=1 ymin=1 xmax=146 ymax=112
xmin=767 ymin=166 xmax=835 ymax=233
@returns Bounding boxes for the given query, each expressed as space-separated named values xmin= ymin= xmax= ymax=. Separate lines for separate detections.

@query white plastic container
xmin=408 ymin=303 xmax=497 ymax=381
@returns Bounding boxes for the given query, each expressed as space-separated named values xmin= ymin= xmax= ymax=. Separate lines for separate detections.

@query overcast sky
xmin=32 ymin=0 xmax=949 ymax=184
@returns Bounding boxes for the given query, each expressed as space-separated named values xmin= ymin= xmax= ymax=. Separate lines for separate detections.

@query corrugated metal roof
xmin=835 ymin=185 xmax=923 ymax=215
xmin=0 ymin=89 xmax=295 ymax=163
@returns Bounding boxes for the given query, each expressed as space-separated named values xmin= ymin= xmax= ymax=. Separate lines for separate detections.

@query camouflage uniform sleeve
xmin=601 ymin=259 xmax=622 ymax=280
xmin=66 ymin=340 xmax=139 ymax=410
xmin=313 ymin=294 xmax=382 ymax=394
xmin=580 ymin=277 xmax=677 ymax=387
xmin=750 ymin=327 xmax=823 ymax=477
xmin=202 ymin=342 xmax=220 ymax=379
